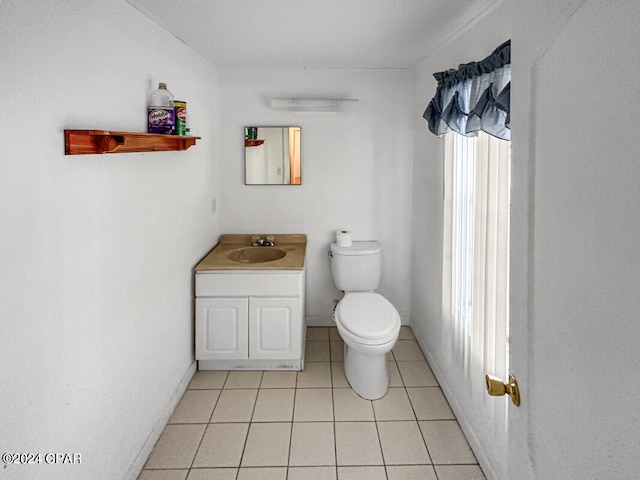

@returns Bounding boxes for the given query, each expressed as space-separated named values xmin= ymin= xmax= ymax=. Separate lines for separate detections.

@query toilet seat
xmin=335 ymin=293 xmax=400 ymax=345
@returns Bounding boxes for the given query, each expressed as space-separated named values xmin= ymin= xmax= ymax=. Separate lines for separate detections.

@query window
xmin=443 ymin=131 xmax=511 ymax=377
xmin=449 ymin=133 xmax=476 ymax=336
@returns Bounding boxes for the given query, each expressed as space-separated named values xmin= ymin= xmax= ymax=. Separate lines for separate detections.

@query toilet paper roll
xmin=336 ymin=229 xmax=352 ymax=247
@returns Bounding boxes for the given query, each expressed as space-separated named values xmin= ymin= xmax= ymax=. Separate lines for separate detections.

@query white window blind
xmin=443 ymin=131 xmax=511 ymax=378
xmin=450 ymin=134 xmax=476 ymax=336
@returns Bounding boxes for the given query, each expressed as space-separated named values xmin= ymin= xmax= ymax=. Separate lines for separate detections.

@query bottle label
xmin=174 ymin=101 xmax=187 ymax=136
xmin=148 ymin=108 xmax=175 ymax=134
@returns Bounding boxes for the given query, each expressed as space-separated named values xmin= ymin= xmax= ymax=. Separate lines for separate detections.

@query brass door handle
xmin=485 ymin=374 xmax=520 ymax=406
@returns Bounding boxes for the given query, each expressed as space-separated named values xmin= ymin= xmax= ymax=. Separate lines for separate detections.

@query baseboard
xmin=305 ymin=313 xmax=335 ymax=327
xmin=413 ymin=332 xmax=496 ymax=480
xmin=125 ymin=360 xmax=197 ymax=480
xmin=305 ymin=312 xmax=411 ymax=327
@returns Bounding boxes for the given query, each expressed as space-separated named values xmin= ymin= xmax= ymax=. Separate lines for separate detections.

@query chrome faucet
xmin=251 ymin=235 xmax=275 ymax=247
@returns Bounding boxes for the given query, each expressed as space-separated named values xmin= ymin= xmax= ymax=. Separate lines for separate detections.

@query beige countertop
xmin=195 ymin=234 xmax=307 ymax=271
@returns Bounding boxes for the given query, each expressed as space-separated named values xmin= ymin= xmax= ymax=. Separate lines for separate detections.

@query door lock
xmin=485 ymin=374 xmax=520 ymax=406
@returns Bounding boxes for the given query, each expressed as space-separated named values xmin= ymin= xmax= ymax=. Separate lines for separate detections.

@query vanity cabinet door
xmin=196 ymin=297 xmax=249 ymax=360
xmin=249 ymin=297 xmax=301 ymax=360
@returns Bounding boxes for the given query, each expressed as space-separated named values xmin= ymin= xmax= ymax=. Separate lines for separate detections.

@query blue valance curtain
xmin=423 ymin=40 xmax=511 ymax=140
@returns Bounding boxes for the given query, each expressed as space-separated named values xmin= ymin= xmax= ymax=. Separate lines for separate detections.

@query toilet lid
xmin=336 ymin=293 xmax=400 ymax=342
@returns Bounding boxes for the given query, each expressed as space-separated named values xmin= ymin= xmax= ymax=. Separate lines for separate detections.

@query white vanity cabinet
xmin=195 ymin=270 xmax=306 ymax=370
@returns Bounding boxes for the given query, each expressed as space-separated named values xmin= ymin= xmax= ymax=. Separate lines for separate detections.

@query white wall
xmin=510 ymin=0 xmax=640 ymax=478
xmin=0 ymin=1 xmax=219 ymax=479
xmin=218 ymin=68 xmax=414 ymax=325
xmin=411 ymin=3 xmax=512 ymax=476
xmin=412 ymin=0 xmax=640 ymax=478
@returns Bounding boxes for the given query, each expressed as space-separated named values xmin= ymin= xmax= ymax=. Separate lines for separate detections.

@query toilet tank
xmin=329 ymin=241 xmax=383 ymax=291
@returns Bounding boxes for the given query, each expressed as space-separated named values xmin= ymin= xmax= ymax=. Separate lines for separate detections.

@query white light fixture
xmin=270 ymin=98 xmax=358 ymax=112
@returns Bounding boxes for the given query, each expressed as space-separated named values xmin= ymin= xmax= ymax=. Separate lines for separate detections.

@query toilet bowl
xmin=334 ymin=292 xmax=401 ymax=400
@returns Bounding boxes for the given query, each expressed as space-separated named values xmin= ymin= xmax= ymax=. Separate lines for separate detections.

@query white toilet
xmin=329 ymin=241 xmax=401 ymax=400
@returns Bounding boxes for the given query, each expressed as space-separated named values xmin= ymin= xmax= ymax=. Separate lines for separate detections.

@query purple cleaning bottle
xmin=147 ymin=82 xmax=175 ymax=134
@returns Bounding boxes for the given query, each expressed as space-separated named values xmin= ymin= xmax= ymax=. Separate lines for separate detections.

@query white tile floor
xmin=138 ymin=327 xmax=485 ymax=480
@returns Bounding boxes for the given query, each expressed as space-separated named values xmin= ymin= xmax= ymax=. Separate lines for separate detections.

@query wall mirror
xmin=244 ymin=126 xmax=301 ymax=185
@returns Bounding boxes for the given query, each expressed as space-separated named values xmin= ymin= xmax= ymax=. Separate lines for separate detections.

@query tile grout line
xmin=399 ymin=335 xmax=442 ymax=478
xmin=183 ymin=371 xmax=229 ymax=478
xmin=233 ymin=371 xmax=263 ymax=479
xmin=285 ymin=375 xmax=298 ymax=480
xmin=329 ymin=343 xmax=340 ymax=479
xmin=372 ymin=395 xmax=390 ymax=480
xmin=401 ymin=358 xmax=437 ymax=469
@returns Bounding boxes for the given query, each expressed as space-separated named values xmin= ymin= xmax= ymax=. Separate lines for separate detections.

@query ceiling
xmin=125 ymin=0 xmax=498 ymax=69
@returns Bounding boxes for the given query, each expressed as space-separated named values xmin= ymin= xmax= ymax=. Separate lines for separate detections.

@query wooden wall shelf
xmin=64 ymin=130 xmax=201 ymax=155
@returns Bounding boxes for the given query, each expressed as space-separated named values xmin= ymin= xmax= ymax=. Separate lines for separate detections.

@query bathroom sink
xmin=195 ymin=234 xmax=306 ymax=271
xmin=227 ymin=247 xmax=287 ymax=264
